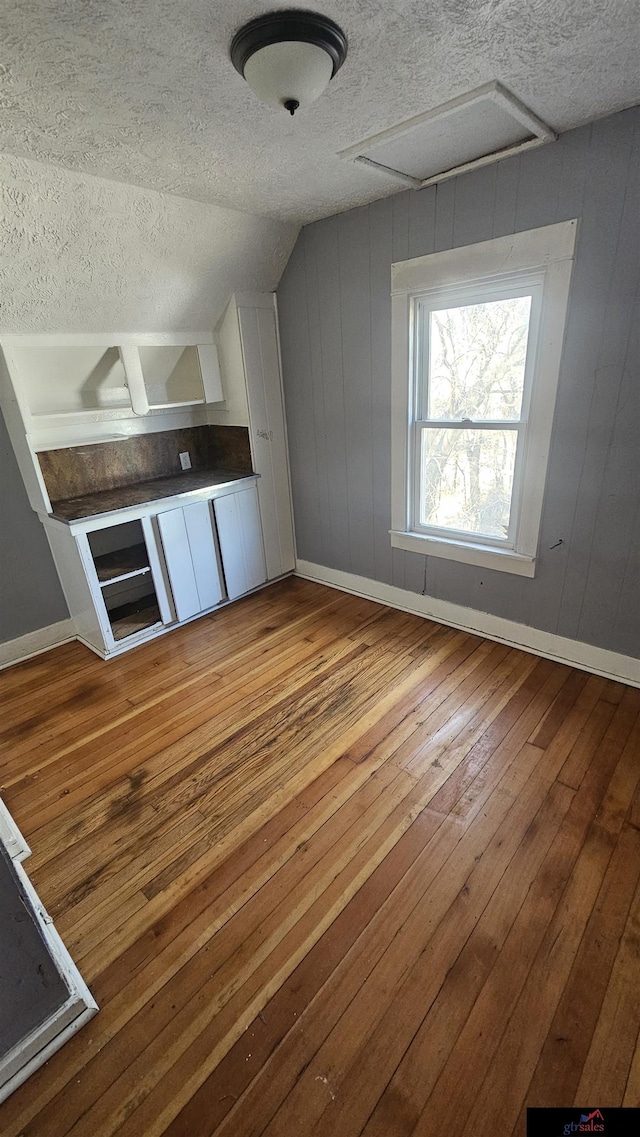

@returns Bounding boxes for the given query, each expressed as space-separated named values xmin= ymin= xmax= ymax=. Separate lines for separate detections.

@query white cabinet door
xmin=183 ymin=500 xmax=224 ymax=610
xmin=158 ymin=502 xmax=225 ymax=618
xmin=214 ymin=486 xmax=267 ymax=601
xmin=158 ymin=503 xmax=224 ymax=621
xmin=157 ymin=508 xmax=201 ymax=621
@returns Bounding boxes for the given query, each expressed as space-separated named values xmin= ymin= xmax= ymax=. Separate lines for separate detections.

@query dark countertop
xmin=50 ymin=468 xmax=258 ymax=523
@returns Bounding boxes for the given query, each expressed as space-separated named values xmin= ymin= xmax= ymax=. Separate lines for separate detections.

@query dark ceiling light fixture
xmin=230 ymin=9 xmax=347 ymax=115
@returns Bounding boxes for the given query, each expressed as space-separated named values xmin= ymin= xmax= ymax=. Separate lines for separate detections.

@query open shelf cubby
xmin=108 ymin=596 xmax=162 ymax=642
xmin=93 ymin=544 xmax=150 ymax=586
xmin=88 ymin=520 xmax=163 ymax=642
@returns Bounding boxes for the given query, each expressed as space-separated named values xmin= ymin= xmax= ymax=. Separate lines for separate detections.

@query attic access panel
xmin=339 ymin=82 xmax=556 ymax=189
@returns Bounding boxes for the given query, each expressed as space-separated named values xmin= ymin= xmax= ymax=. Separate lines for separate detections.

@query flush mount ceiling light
xmin=230 ymin=9 xmax=347 ymax=116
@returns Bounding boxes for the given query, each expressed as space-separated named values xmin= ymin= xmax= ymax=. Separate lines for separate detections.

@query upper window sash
xmin=411 ymin=275 xmax=544 ymax=428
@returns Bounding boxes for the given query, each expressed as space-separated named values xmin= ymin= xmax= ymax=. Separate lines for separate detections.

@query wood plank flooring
xmin=1 ymin=577 xmax=639 ymax=1136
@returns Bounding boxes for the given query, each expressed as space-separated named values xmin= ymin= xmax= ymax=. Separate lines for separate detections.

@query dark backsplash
xmin=38 ymin=425 xmax=253 ymax=501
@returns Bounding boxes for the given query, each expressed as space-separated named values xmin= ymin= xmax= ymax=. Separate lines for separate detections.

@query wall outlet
xmin=179 ymin=451 xmax=191 ymax=471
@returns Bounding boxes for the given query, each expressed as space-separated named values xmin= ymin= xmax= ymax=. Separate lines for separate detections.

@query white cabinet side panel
xmin=238 ymin=303 xmax=295 ymax=579
xmin=208 ymin=300 xmax=250 ymax=427
xmin=183 ymin=500 xmax=224 ymax=610
xmin=157 ymin=508 xmax=201 ymax=622
xmin=119 ymin=346 xmax=149 ymax=416
xmin=43 ymin=525 xmax=107 ymax=653
xmin=197 ymin=344 xmax=224 ymax=403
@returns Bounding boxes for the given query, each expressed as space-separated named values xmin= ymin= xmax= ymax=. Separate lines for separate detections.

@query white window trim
xmin=390 ymin=219 xmax=578 ymax=577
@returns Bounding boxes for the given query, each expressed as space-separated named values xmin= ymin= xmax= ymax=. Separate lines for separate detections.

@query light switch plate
xmin=179 ymin=451 xmax=191 ymax=470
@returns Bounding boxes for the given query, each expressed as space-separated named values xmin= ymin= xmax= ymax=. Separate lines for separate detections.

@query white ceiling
xmin=1 ymin=1 xmax=638 ymax=223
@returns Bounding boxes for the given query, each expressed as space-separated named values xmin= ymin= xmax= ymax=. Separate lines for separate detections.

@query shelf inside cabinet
xmin=93 ymin=543 xmax=151 ymax=586
xmin=109 ymin=596 xmax=162 ymax=641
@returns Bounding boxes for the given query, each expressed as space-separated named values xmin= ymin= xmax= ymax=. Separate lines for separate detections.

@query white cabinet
xmin=214 ymin=294 xmax=295 ymax=581
xmin=0 ymin=335 xmax=224 ymax=475
xmin=157 ymin=501 xmax=224 ymax=621
xmin=4 ymin=345 xmax=131 ymax=417
xmin=213 ymin=484 xmax=267 ymax=600
xmin=0 ymin=333 xmax=229 ymax=517
xmin=46 ymin=516 xmax=172 ymax=656
xmin=43 ymin=478 xmax=267 ymax=659
xmin=131 ymin=345 xmax=223 ymax=414
xmin=82 ymin=519 xmax=171 ymax=646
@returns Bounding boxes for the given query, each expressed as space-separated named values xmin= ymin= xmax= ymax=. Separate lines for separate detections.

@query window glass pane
xmin=426 ymin=295 xmax=531 ymax=421
xmin=420 ymin=427 xmax=518 ymax=539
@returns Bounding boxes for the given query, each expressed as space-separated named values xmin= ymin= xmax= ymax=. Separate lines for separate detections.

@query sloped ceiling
xmin=1 ymin=1 xmax=639 ymax=223
xmin=0 ymin=152 xmax=298 ymax=332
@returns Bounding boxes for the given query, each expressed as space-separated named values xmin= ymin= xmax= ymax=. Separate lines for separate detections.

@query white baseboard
xmin=295 ymin=560 xmax=640 ymax=688
xmin=0 ymin=618 xmax=76 ymax=671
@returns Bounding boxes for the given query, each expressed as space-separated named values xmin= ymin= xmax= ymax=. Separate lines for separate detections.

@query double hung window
xmin=391 ymin=221 xmax=577 ymax=576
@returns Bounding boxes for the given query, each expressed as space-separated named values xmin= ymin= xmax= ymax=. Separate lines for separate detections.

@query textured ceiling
xmin=1 ymin=1 xmax=639 ymax=223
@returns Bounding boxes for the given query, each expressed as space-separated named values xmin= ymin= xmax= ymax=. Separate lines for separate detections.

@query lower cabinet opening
xmin=88 ymin=521 xmax=163 ymax=643
xmin=107 ymin=594 xmax=162 ymax=641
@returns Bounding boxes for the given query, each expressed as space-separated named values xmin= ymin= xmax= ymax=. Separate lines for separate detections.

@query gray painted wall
xmin=278 ymin=107 xmax=640 ymax=659
xmin=0 ymin=408 xmax=69 ymax=643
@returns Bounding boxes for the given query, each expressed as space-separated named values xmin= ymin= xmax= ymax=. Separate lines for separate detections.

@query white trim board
xmin=0 ymin=843 xmax=98 ymax=1105
xmin=295 ymin=560 xmax=640 ymax=688
xmin=0 ymin=618 xmax=76 ymax=671
xmin=339 ymin=82 xmax=557 ymax=190
xmin=0 ymin=799 xmax=31 ymax=863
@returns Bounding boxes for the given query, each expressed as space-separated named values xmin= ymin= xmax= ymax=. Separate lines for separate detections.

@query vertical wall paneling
xmin=369 ymin=196 xmax=395 ymax=586
xmin=277 ymin=238 xmax=320 ymax=564
xmin=476 ymin=138 xmax=564 ymax=627
xmin=492 ymin=155 xmax=520 ymax=238
xmin=338 ymin=205 xmax=375 ymax=578
xmin=0 ymin=409 xmax=68 ymax=642
xmin=513 ymin=138 xmax=564 ymax=233
xmin=452 ymin=161 xmax=498 ymax=249
xmin=403 ymin=187 xmax=438 ymax=597
xmin=555 ymin=123 xmax=592 ymax=222
xmin=554 ymin=112 xmax=637 ymax=640
xmin=433 ymin=177 xmax=456 ymax=253
xmin=577 ymin=146 xmax=640 ymax=645
xmin=314 ymin=216 xmax=351 ymax=571
xmin=614 ymin=459 xmax=640 ymax=657
xmin=277 ymin=107 xmax=640 ymax=659
xmin=390 ymin=192 xmax=411 ymax=590
xmin=303 ymin=224 xmax=332 ymax=562
xmin=408 ymin=185 xmax=437 ymax=261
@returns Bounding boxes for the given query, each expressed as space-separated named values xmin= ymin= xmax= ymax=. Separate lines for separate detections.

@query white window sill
xmin=390 ymin=530 xmax=536 ymax=577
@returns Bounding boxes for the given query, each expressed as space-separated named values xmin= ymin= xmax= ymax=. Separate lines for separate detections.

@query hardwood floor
xmin=1 ymin=577 xmax=639 ymax=1136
